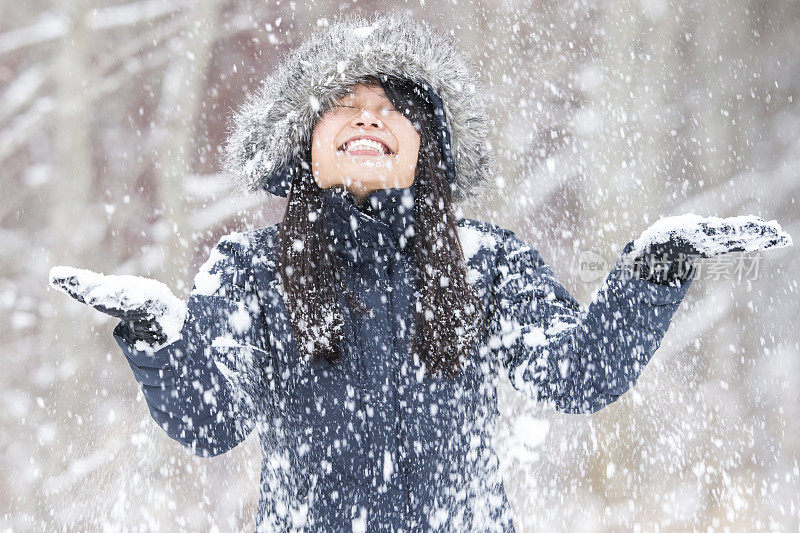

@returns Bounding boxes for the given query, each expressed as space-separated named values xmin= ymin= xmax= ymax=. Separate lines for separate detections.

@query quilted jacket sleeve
xmin=112 ymin=232 xmax=270 ymax=457
xmin=490 ymin=229 xmax=694 ymax=414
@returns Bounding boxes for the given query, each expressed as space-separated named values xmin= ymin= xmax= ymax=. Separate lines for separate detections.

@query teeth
xmin=343 ymin=138 xmax=388 ymax=154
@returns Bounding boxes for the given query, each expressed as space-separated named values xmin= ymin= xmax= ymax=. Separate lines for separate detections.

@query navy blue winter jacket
xmin=113 ymin=184 xmax=694 ymax=531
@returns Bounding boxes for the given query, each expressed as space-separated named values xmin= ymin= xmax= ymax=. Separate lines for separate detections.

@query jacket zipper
xmin=386 ymin=253 xmax=408 ymax=509
xmin=354 ymin=272 xmax=369 ymax=482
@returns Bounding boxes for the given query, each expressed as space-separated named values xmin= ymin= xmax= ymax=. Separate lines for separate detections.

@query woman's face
xmin=311 ymin=83 xmax=420 ymax=203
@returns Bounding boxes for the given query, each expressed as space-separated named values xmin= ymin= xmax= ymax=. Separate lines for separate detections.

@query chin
xmin=349 ymin=177 xmax=411 ymax=190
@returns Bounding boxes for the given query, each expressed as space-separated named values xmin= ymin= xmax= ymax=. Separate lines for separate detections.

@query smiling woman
xmin=45 ymin=11 xmax=793 ymax=533
xmin=310 ymin=80 xmax=421 ymax=202
xmin=277 ymin=72 xmax=486 ymax=375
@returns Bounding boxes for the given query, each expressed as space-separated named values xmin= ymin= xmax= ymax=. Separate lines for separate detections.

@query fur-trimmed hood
xmin=221 ymin=11 xmax=496 ymax=203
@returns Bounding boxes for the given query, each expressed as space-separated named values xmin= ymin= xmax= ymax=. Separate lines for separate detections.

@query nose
xmin=352 ymin=109 xmax=384 ymax=129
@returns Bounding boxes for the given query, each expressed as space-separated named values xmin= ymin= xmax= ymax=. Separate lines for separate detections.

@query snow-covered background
xmin=2 ymin=1 xmax=798 ymax=530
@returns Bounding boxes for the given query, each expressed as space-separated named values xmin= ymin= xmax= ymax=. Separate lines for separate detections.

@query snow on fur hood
xmin=221 ymin=11 xmax=497 ymax=203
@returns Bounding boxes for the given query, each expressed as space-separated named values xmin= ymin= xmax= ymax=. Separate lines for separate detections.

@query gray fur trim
xmin=221 ymin=10 xmax=497 ymax=203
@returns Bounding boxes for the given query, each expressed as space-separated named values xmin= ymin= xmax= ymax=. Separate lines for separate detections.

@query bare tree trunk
xmin=154 ymin=0 xmax=223 ymax=294
xmin=50 ymin=0 xmax=95 ymax=256
xmin=40 ymin=0 xmax=97 ymax=525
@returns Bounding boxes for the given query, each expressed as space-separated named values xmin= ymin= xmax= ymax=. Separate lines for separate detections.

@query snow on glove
xmin=621 ymin=214 xmax=793 ymax=285
xmin=48 ymin=266 xmax=187 ymax=347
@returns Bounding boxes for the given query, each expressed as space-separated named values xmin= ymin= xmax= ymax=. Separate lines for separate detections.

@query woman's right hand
xmin=48 ymin=266 xmax=187 ymax=346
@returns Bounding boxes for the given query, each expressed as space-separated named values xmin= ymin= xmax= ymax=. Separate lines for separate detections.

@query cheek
xmin=397 ymin=119 xmax=421 ymax=153
xmin=311 ymin=125 xmax=327 ymax=149
xmin=392 ymin=130 xmax=420 ymax=179
xmin=311 ymin=117 xmax=343 ymax=152
xmin=399 ymin=128 xmax=421 ymax=163
xmin=311 ymin=125 xmax=334 ymax=167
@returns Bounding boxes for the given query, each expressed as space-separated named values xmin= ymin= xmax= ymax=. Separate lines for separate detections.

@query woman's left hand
xmin=620 ymin=214 xmax=793 ymax=285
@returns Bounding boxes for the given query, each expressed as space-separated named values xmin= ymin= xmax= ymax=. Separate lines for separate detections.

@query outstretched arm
xmin=50 ymin=232 xmax=269 ymax=457
xmin=490 ymin=230 xmax=693 ymax=414
xmin=111 ymin=232 xmax=270 ymax=457
xmin=491 ymin=214 xmax=791 ymax=414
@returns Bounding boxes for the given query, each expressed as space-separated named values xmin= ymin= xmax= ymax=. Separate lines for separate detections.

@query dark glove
xmin=624 ymin=214 xmax=793 ymax=287
xmin=49 ymin=270 xmax=168 ymax=345
xmin=113 ymin=317 xmax=168 ymax=345
xmin=634 ymin=236 xmax=700 ymax=286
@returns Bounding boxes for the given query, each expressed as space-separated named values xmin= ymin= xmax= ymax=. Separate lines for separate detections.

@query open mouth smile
xmin=337 ymin=135 xmax=394 ymax=157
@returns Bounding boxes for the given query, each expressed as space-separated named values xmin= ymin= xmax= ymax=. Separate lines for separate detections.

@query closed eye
xmin=334 ymin=105 xmax=398 ymax=113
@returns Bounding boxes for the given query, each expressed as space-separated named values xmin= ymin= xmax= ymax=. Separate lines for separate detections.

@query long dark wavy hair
xmin=276 ymin=74 xmax=486 ymax=377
